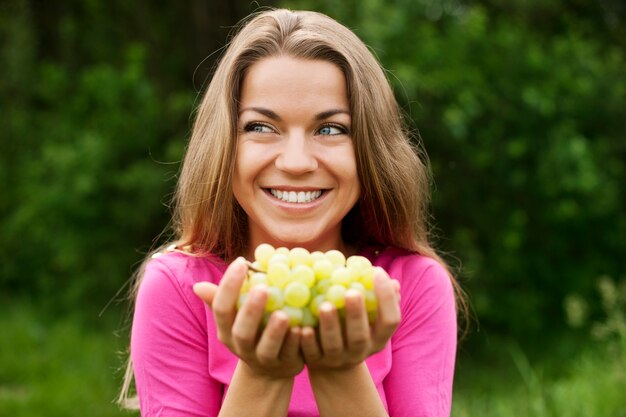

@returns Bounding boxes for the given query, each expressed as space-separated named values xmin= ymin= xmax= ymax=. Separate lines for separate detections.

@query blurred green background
xmin=1 ymin=0 xmax=625 ymax=415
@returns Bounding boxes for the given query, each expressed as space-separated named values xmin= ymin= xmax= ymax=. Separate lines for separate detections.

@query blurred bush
xmin=283 ymin=0 xmax=626 ymax=340
xmin=0 ymin=1 xmax=195 ymax=312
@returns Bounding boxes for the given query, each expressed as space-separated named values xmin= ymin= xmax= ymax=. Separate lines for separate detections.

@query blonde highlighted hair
xmin=118 ymin=8 xmax=467 ymax=408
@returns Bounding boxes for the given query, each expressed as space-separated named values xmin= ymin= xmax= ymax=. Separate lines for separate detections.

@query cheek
xmin=332 ymin=146 xmax=360 ymax=187
xmin=232 ymin=147 xmax=249 ymax=200
xmin=232 ymin=143 xmax=273 ymax=200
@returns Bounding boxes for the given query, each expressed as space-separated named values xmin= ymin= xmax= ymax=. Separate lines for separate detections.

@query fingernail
xmin=250 ymin=286 xmax=266 ymax=300
xmin=320 ymin=302 xmax=334 ymax=314
xmin=345 ymin=289 xmax=362 ymax=301
xmin=376 ymin=277 xmax=389 ymax=288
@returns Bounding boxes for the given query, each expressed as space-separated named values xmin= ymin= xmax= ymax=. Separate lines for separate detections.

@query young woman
xmin=120 ymin=8 xmax=464 ymax=417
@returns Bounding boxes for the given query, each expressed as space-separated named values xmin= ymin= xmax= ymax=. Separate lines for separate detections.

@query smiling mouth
xmin=268 ymin=189 xmax=324 ymax=203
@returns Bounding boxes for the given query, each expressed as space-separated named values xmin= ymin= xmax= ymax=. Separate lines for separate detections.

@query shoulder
xmin=370 ymin=246 xmax=454 ymax=305
xmin=144 ymin=250 xmax=227 ymax=288
xmin=373 ymin=247 xmax=450 ymax=284
xmin=133 ymin=251 xmax=227 ymax=337
xmin=137 ymin=251 xmax=226 ymax=310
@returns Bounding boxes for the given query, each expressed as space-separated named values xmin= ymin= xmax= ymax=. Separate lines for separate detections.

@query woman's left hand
xmin=193 ymin=258 xmax=304 ymax=379
xmin=300 ymin=267 xmax=401 ymax=370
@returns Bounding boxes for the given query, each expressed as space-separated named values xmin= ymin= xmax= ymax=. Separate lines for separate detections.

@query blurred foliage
xmin=0 ymin=304 xmax=128 ymax=416
xmin=283 ymin=0 xmax=626 ymax=343
xmin=1 ymin=0 xmax=625 ymax=349
xmin=0 ymin=0 xmax=268 ymax=313
xmin=1 ymin=1 xmax=184 ymax=312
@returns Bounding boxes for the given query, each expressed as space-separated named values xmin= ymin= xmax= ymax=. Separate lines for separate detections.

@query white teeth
xmin=269 ymin=189 xmax=323 ymax=203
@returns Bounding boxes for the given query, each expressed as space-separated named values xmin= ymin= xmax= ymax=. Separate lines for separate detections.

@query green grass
xmin=2 ymin=302 xmax=624 ymax=416
xmin=452 ymin=339 xmax=626 ymax=417
xmin=0 ymin=302 xmax=134 ymax=417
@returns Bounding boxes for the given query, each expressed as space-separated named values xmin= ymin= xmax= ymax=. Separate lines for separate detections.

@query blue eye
xmin=244 ymin=123 xmax=275 ymax=133
xmin=318 ymin=124 xmax=346 ymax=135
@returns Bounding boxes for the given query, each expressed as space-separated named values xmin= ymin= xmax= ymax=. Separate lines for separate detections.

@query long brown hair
xmin=118 ymin=8 xmax=468 ymax=408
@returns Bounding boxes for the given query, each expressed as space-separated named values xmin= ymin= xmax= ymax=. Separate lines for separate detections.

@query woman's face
xmin=232 ymin=56 xmax=360 ymax=255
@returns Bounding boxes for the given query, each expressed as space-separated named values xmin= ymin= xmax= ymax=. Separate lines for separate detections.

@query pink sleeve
xmin=383 ymin=258 xmax=457 ymax=417
xmin=131 ymin=257 xmax=223 ymax=416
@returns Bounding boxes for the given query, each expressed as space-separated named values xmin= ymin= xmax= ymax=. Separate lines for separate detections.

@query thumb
xmin=193 ymin=282 xmax=218 ymax=308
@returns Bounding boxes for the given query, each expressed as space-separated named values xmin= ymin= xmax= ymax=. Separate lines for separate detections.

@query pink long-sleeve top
xmin=131 ymin=246 xmax=457 ymax=416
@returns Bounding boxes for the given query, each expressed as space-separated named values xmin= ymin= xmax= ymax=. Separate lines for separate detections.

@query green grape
xmin=289 ymin=247 xmax=312 ymax=267
xmin=237 ymin=293 xmax=248 ymax=309
xmin=268 ymin=252 xmax=290 ymax=267
xmin=325 ymin=249 xmax=346 ymax=266
xmin=290 ymin=264 xmax=315 ymax=287
xmin=313 ymin=258 xmax=334 ymax=280
xmin=309 ymin=294 xmax=326 ymax=317
xmin=283 ymin=281 xmax=311 ymax=308
xmin=240 ymin=279 xmax=251 ymax=294
xmin=265 ymin=286 xmax=284 ymax=312
xmin=249 ymin=272 xmax=268 ymax=287
xmin=326 ymin=284 xmax=347 ymax=308
xmin=315 ymin=278 xmax=331 ymax=295
xmin=275 ymin=247 xmax=290 ymax=256
xmin=330 ymin=266 xmax=353 ymax=287
xmin=364 ymin=290 xmax=378 ymax=312
xmin=301 ymin=307 xmax=318 ymax=327
xmin=349 ymin=281 xmax=366 ymax=297
xmin=346 ymin=265 xmax=362 ymax=282
xmin=310 ymin=251 xmax=325 ymax=264
xmin=280 ymin=306 xmax=303 ymax=327
xmin=346 ymin=255 xmax=372 ymax=271
xmin=254 ymin=243 xmax=275 ymax=269
xmin=310 ymin=286 xmax=319 ymax=298
xmin=358 ymin=266 xmax=375 ymax=290
xmin=267 ymin=262 xmax=290 ymax=288
xmin=237 ymin=244 xmax=385 ymax=328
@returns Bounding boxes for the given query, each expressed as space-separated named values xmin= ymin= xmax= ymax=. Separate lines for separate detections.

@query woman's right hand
xmin=300 ymin=268 xmax=401 ymax=371
xmin=193 ymin=258 xmax=304 ymax=379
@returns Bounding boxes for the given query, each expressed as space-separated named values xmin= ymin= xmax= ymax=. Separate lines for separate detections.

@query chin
xmin=265 ymin=228 xmax=327 ymax=249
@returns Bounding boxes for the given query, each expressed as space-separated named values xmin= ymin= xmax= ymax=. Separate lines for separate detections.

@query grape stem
xmin=246 ymin=260 xmax=263 ymax=273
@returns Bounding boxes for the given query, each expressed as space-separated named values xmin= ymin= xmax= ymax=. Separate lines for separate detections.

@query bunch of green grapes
xmin=238 ymin=244 xmax=379 ymax=327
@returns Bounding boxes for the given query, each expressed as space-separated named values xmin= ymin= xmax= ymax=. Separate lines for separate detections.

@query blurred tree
xmin=1 ymin=0 xmax=624 ymax=348
xmin=282 ymin=0 xmax=626 ymax=342
xmin=0 ymin=0 xmax=278 ymax=313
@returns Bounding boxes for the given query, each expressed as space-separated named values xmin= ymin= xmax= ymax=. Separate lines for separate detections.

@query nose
xmin=275 ymin=131 xmax=318 ymax=174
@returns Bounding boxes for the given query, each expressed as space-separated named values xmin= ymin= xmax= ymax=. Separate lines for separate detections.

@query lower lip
xmin=263 ymin=189 xmax=328 ymax=210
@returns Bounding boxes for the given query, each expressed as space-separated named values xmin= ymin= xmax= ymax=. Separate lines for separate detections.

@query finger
xmin=193 ymin=282 xmax=218 ymax=308
xmin=372 ymin=273 xmax=401 ymax=349
xmin=318 ymin=302 xmax=344 ymax=357
xmin=373 ymin=267 xmax=401 ymax=302
xmin=213 ymin=257 xmax=248 ymax=309
xmin=343 ymin=289 xmax=370 ymax=355
xmin=280 ymin=326 xmax=302 ymax=362
xmin=231 ymin=286 xmax=268 ymax=352
xmin=300 ymin=326 xmax=322 ymax=362
xmin=392 ymin=279 xmax=401 ymax=302
xmin=212 ymin=258 xmax=248 ymax=334
xmin=256 ymin=311 xmax=290 ymax=365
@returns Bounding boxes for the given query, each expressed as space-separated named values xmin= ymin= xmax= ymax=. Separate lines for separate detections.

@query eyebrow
xmin=315 ymin=109 xmax=351 ymax=120
xmin=238 ymin=107 xmax=351 ymax=121
xmin=239 ymin=107 xmax=282 ymax=121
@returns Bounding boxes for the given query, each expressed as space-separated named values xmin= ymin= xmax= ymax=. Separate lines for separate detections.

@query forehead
xmin=239 ymin=56 xmax=349 ymax=112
